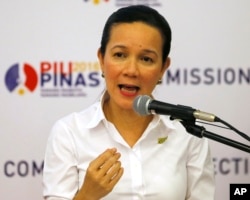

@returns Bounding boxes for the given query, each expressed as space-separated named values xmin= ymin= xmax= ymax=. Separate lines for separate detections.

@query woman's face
xmin=98 ymin=22 xmax=170 ymax=110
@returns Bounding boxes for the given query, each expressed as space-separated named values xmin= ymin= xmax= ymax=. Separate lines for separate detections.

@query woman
xmin=43 ymin=5 xmax=215 ymax=200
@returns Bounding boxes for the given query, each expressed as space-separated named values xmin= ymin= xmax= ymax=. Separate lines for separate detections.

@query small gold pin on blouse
xmin=158 ymin=136 xmax=168 ymax=144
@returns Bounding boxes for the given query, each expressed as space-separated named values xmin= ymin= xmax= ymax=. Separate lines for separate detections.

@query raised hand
xmin=74 ymin=148 xmax=124 ymax=200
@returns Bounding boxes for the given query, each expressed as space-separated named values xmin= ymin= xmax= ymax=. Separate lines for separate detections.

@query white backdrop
xmin=0 ymin=0 xmax=249 ymax=199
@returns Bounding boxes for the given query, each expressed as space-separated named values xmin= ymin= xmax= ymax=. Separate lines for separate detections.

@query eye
xmin=114 ymin=52 xmax=126 ymax=58
xmin=141 ymin=56 xmax=154 ymax=64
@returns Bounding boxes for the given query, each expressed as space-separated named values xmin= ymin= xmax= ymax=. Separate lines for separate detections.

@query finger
xmin=90 ymin=148 xmax=117 ymax=170
xmin=108 ymin=166 xmax=124 ymax=187
xmin=104 ymin=160 xmax=122 ymax=180
xmin=97 ymin=166 xmax=124 ymax=195
xmin=98 ymin=152 xmax=121 ymax=176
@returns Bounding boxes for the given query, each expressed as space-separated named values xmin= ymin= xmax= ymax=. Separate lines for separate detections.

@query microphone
xmin=133 ymin=95 xmax=219 ymax=122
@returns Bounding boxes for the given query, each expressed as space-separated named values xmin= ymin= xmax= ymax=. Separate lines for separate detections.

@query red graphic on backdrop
xmin=5 ymin=63 xmax=38 ymax=94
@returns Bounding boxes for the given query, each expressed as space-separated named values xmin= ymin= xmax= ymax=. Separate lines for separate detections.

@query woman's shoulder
xmin=54 ymin=101 xmax=102 ymax=130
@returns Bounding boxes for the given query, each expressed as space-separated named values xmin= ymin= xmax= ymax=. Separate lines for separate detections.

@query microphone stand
xmin=179 ymin=120 xmax=250 ymax=153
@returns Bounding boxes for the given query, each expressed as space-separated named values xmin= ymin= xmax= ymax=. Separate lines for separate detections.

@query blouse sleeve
xmin=186 ymin=137 xmax=215 ymax=200
xmin=43 ymin=120 xmax=79 ymax=200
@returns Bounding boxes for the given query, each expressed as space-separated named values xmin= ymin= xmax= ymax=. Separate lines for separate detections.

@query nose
xmin=123 ymin=58 xmax=139 ymax=77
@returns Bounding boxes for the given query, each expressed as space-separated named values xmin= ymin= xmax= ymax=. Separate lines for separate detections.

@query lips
xmin=118 ymin=84 xmax=140 ymax=95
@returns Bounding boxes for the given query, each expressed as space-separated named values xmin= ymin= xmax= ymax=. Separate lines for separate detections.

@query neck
xmin=103 ymin=98 xmax=153 ymax=147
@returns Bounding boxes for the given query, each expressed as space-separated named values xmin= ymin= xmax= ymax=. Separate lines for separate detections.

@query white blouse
xmin=43 ymin=97 xmax=215 ymax=200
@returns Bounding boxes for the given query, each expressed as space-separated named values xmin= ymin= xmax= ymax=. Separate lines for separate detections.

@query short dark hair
xmin=99 ymin=5 xmax=172 ymax=62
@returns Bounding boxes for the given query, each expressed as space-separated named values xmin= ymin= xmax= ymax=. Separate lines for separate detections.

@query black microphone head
xmin=133 ymin=95 xmax=152 ymax=116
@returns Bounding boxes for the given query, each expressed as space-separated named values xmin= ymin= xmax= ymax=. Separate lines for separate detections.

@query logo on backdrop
xmin=4 ymin=61 xmax=102 ymax=97
xmin=82 ymin=0 xmax=162 ymax=7
xmin=5 ymin=63 xmax=38 ymax=95
xmin=83 ymin=0 xmax=109 ymax=5
xmin=115 ymin=0 xmax=162 ymax=7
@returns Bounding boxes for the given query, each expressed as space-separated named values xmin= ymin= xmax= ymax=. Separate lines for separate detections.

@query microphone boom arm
xmin=180 ymin=120 xmax=250 ymax=153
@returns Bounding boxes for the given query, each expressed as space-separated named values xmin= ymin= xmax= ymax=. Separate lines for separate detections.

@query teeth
xmin=123 ymin=87 xmax=136 ymax=91
xmin=121 ymin=87 xmax=137 ymax=94
xmin=119 ymin=84 xmax=139 ymax=92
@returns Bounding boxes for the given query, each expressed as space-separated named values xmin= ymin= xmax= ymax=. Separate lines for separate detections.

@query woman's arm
xmin=186 ymin=138 xmax=215 ymax=200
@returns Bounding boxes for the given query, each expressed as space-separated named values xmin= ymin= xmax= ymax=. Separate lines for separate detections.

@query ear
xmin=162 ymin=57 xmax=171 ymax=71
xmin=160 ymin=57 xmax=171 ymax=77
xmin=97 ymin=48 xmax=104 ymax=71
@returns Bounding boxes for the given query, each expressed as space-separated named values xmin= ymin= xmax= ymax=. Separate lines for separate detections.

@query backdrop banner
xmin=0 ymin=0 xmax=249 ymax=199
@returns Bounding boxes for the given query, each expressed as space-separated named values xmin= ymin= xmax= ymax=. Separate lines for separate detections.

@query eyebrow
xmin=110 ymin=45 xmax=126 ymax=50
xmin=111 ymin=45 xmax=158 ymax=56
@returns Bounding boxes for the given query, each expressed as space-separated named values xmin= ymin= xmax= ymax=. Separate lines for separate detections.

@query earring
xmin=157 ymin=79 xmax=162 ymax=84
xmin=101 ymin=72 xmax=105 ymax=78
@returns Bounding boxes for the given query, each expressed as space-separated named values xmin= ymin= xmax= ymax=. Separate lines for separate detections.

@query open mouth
xmin=118 ymin=84 xmax=140 ymax=94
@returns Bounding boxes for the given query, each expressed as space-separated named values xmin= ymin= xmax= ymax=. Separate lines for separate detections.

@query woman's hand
xmin=74 ymin=148 xmax=124 ymax=200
